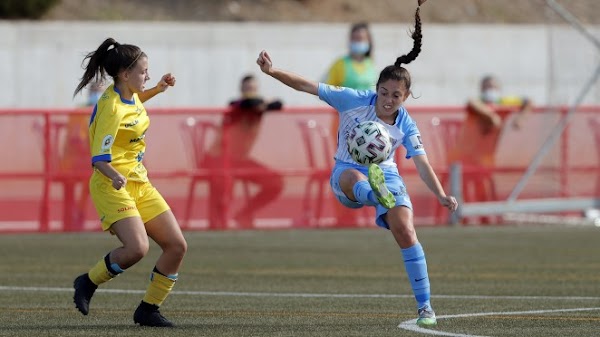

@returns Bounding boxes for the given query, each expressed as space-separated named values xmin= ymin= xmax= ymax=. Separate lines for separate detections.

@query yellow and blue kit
xmin=88 ymin=85 xmax=169 ymax=230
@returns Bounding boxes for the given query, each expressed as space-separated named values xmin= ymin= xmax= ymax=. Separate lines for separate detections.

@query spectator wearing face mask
xmin=447 ymin=75 xmax=532 ymax=223
xmin=324 ymin=22 xmax=378 ymax=226
xmin=324 ymin=22 xmax=377 ymax=91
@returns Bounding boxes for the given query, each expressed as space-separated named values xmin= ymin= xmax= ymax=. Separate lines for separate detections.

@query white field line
xmin=398 ymin=307 xmax=600 ymax=337
xmin=1 ymin=286 xmax=600 ymax=301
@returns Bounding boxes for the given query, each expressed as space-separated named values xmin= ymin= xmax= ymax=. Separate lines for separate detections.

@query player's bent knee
xmin=125 ymin=241 xmax=150 ymax=264
xmin=170 ymin=239 xmax=187 ymax=261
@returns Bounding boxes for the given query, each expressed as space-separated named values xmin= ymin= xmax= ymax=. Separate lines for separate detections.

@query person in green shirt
xmin=325 ymin=22 xmax=377 ymax=90
xmin=325 ymin=22 xmax=378 ymax=226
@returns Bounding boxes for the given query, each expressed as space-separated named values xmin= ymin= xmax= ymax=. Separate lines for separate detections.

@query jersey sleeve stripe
xmin=92 ymin=154 xmax=111 ymax=164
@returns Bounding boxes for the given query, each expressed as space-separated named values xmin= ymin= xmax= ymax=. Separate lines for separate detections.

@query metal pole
xmin=449 ymin=162 xmax=462 ymax=226
xmin=508 ymin=63 xmax=600 ymax=202
xmin=545 ymin=0 xmax=600 ymax=52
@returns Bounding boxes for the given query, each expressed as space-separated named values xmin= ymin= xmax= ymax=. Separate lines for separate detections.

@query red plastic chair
xmin=431 ymin=116 xmax=497 ymax=224
xmin=180 ymin=117 xmax=250 ymax=229
xmin=430 ymin=117 xmax=465 ymax=223
xmin=33 ymin=119 xmax=89 ymax=231
xmin=296 ymin=119 xmax=334 ymax=227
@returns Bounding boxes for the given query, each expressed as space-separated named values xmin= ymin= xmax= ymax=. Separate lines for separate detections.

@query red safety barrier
xmin=0 ymin=106 xmax=598 ymax=232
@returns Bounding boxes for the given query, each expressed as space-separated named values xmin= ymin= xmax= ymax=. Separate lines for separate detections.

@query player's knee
xmin=125 ymin=240 xmax=150 ymax=264
xmin=386 ymin=208 xmax=418 ymax=246
xmin=171 ymin=238 xmax=188 ymax=261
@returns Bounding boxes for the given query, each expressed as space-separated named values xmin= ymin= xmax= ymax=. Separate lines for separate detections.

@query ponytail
xmin=394 ymin=7 xmax=422 ymax=67
xmin=376 ymin=6 xmax=423 ymax=91
xmin=73 ymin=38 xmax=119 ymax=97
xmin=74 ymin=38 xmax=145 ymax=97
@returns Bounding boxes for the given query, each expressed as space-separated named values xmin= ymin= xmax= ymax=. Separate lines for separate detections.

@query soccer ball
xmin=346 ymin=121 xmax=392 ymax=165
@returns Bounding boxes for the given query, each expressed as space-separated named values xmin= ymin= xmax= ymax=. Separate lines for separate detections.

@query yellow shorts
xmin=89 ymin=171 xmax=170 ymax=231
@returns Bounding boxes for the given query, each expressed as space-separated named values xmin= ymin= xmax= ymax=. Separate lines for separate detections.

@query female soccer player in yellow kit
xmin=72 ymin=38 xmax=187 ymax=327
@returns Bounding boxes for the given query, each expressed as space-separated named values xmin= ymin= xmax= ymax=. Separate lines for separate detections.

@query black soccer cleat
xmin=73 ymin=273 xmax=97 ymax=315
xmin=133 ymin=301 xmax=174 ymax=327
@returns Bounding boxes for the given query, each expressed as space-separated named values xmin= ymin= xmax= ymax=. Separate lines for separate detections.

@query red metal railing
xmin=0 ymin=105 xmax=598 ymax=232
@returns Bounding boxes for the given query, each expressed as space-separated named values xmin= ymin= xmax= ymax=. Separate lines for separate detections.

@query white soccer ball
xmin=346 ymin=121 xmax=392 ymax=165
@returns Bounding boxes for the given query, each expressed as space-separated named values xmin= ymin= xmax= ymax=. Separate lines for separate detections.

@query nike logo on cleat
xmin=415 ymin=277 xmax=427 ymax=282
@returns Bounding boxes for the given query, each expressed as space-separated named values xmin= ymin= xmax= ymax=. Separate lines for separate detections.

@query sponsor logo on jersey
xmin=124 ymin=119 xmax=139 ymax=128
xmin=130 ymin=129 xmax=147 ymax=143
xmin=117 ymin=206 xmax=136 ymax=213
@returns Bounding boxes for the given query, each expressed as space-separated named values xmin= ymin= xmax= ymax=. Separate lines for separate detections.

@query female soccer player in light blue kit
xmin=256 ymin=4 xmax=457 ymax=328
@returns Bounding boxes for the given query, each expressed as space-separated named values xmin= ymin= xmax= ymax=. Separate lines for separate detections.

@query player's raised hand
xmin=156 ymin=73 xmax=176 ymax=93
xmin=439 ymin=195 xmax=458 ymax=212
xmin=257 ymin=50 xmax=273 ymax=74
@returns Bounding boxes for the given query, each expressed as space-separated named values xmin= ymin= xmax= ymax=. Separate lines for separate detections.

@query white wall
xmin=0 ymin=21 xmax=598 ymax=108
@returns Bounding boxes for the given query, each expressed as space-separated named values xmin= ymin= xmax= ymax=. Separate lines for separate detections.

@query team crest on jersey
xmin=101 ymin=135 xmax=114 ymax=152
xmin=330 ymin=85 xmax=344 ymax=92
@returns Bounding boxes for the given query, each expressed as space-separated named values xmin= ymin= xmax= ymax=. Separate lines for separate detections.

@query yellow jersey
xmin=325 ymin=56 xmax=377 ymax=90
xmin=89 ymin=84 xmax=149 ymax=182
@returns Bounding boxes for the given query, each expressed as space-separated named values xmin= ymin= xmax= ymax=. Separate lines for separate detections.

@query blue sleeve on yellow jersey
xmin=318 ymin=83 xmax=375 ymax=113
xmin=398 ymin=107 xmax=426 ymax=159
xmin=90 ymin=99 xmax=121 ymax=165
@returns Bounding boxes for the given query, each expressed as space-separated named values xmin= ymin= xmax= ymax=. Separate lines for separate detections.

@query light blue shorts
xmin=330 ymin=161 xmax=413 ymax=229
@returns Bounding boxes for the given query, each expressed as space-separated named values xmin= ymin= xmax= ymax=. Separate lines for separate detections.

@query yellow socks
xmin=142 ymin=267 xmax=177 ymax=306
xmin=88 ymin=253 xmax=124 ymax=286
xmin=88 ymin=258 xmax=176 ymax=307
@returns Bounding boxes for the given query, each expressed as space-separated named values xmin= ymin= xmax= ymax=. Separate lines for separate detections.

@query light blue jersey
xmin=319 ymin=83 xmax=427 ymax=229
xmin=319 ymin=85 xmax=433 ymax=315
xmin=318 ymin=83 xmax=426 ymax=168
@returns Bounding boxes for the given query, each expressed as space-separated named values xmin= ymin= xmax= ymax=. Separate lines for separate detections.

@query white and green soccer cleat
xmin=367 ymin=164 xmax=396 ymax=209
xmin=416 ymin=305 xmax=437 ymax=328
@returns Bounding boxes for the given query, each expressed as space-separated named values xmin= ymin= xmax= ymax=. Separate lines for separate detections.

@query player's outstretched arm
xmin=139 ymin=73 xmax=176 ymax=103
xmin=412 ymin=154 xmax=458 ymax=212
xmin=256 ymin=50 xmax=318 ymax=96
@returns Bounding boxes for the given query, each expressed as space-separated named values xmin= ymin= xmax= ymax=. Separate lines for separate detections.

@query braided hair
xmin=376 ymin=7 xmax=422 ymax=92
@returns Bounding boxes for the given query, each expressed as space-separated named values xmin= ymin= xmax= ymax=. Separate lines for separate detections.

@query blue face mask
xmin=350 ymin=41 xmax=370 ymax=56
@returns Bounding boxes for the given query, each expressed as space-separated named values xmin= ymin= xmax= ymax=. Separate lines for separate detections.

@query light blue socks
xmin=352 ymin=180 xmax=377 ymax=206
xmin=401 ymin=242 xmax=431 ymax=309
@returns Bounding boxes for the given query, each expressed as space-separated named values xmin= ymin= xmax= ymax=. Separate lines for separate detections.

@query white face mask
xmin=481 ymin=89 xmax=500 ymax=103
xmin=350 ymin=41 xmax=370 ymax=56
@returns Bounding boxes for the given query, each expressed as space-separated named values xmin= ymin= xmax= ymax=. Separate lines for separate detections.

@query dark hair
xmin=241 ymin=74 xmax=255 ymax=84
xmin=480 ymin=74 xmax=497 ymax=87
xmin=376 ymin=7 xmax=422 ymax=91
xmin=350 ymin=22 xmax=373 ymax=58
xmin=74 ymin=38 xmax=146 ymax=97
xmin=240 ymin=74 xmax=256 ymax=91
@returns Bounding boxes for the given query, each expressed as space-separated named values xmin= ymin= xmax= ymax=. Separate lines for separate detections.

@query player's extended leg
xmin=74 ymin=216 xmax=149 ymax=315
xmin=385 ymin=206 xmax=436 ymax=328
xmin=135 ymin=210 xmax=187 ymax=327
xmin=337 ymin=164 xmax=396 ymax=209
